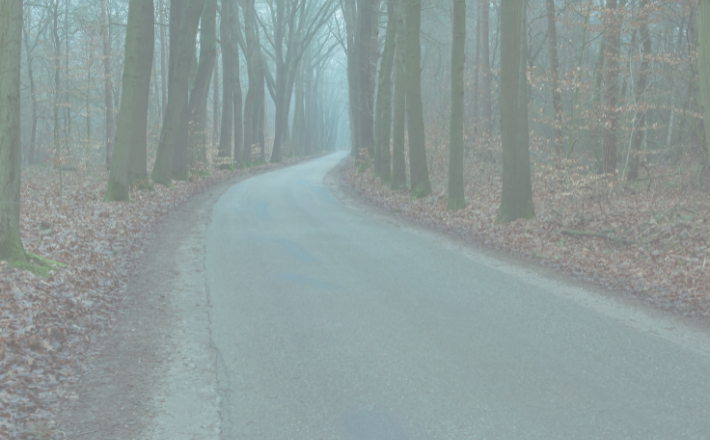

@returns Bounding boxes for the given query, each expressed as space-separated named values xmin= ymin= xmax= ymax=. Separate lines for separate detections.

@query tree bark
xmin=471 ymin=0 xmax=480 ymax=135
xmin=627 ymin=0 xmax=651 ymax=180
xmin=390 ymin=0 xmax=406 ymax=189
xmin=159 ymin=0 xmax=168 ymax=119
xmin=22 ymin=11 xmax=38 ymax=165
xmin=212 ymin=54 xmax=220 ymax=154
xmin=0 ymin=0 xmax=26 ymax=264
xmin=63 ymin=0 xmax=71 ymax=145
xmin=545 ymin=0 xmax=562 ymax=155
xmin=447 ymin=0 xmax=465 ymax=210
xmin=479 ymin=0 xmax=492 ymax=144
xmin=187 ymin=0 xmax=217 ymax=167
xmin=230 ymin=7 xmax=244 ymax=167
xmin=105 ymin=0 xmax=155 ymax=200
xmin=242 ymin=0 xmax=257 ymax=162
xmin=602 ymin=0 xmax=623 ymax=175
xmin=292 ymin=54 xmax=305 ymax=155
xmin=218 ymin=0 xmax=234 ymax=161
xmin=268 ymin=0 xmax=287 ymax=163
xmin=151 ymin=0 xmax=205 ymax=186
xmin=170 ymin=44 xmax=198 ymax=180
xmin=405 ymin=0 xmax=431 ymax=198
xmin=698 ymin=0 xmax=710 ymax=163
xmin=342 ymin=0 xmax=359 ymax=155
xmin=497 ymin=0 xmax=534 ymax=223
xmin=374 ymin=0 xmax=396 ymax=181
xmin=355 ymin=0 xmax=377 ymax=158
xmin=52 ymin=1 xmax=61 ymax=171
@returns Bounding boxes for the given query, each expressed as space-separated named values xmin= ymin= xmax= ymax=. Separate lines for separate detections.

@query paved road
xmin=205 ymin=151 xmax=710 ymax=440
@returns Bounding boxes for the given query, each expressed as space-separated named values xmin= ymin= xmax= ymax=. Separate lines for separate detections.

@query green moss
xmin=151 ymin=168 xmax=174 ymax=187
xmin=103 ymin=179 xmax=130 ymax=202
xmin=411 ymin=182 xmax=431 ymax=200
xmin=218 ymin=163 xmax=235 ymax=171
xmin=8 ymin=252 xmax=63 ymax=278
xmin=26 ymin=253 xmax=64 ymax=268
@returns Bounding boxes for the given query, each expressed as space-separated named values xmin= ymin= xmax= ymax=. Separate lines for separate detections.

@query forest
xmin=1 ymin=0 xmax=710 ymax=436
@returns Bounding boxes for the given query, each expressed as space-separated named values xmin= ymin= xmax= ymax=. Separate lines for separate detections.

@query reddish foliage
xmin=0 ymin=161 xmax=292 ymax=438
xmin=345 ymin=156 xmax=710 ymax=319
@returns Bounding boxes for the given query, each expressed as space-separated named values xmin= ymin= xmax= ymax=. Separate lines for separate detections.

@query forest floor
xmin=343 ymin=151 xmax=710 ymax=320
xmin=0 ymin=157 xmax=308 ymax=439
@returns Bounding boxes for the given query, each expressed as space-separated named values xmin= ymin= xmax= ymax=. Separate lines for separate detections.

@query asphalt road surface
xmin=205 ymin=151 xmax=710 ymax=440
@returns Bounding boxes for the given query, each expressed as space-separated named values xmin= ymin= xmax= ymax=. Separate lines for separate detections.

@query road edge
xmin=325 ymin=155 xmax=710 ymax=359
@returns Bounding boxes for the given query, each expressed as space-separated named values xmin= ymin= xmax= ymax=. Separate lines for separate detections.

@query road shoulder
xmin=326 ymin=156 xmax=710 ymax=358
xmin=55 ymin=174 xmax=252 ymax=440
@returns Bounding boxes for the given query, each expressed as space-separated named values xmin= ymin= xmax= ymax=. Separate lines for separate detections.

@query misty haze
xmin=1 ymin=0 xmax=710 ymax=438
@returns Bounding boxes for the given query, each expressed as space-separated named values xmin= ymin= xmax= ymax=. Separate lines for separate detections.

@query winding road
xmin=204 ymin=151 xmax=710 ymax=439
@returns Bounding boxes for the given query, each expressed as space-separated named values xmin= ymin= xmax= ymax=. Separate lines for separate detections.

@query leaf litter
xmin=0 ymin=160 xmax=299 ymax=439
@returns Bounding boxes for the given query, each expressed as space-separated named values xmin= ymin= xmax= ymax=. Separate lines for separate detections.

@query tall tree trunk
xmin=151 ymin=0 xmax=205 ymax=185
xmin=212 ymin=54 xmax=220 ymax=155
xmin=187 ymin=0 xmax=217 ymax=167
xmin=64 ymin=0 xmax=71 ymax=145
xmin=100 ymin=0 xmax=114 ymax=169
xmin=342 ymin=0 xmax=359 ymax=155
xmin=105 ymin=0 xmax=155 ymax=200
xmin=229 ymin=3 xmax=243 ymax=167
xmin=698 ymin=0 xmax=710 ymax=162
xmin=479 ymin=0 xmax=492 ymax=144
xmin=304 ymin=59 xmax=314 ymax=155
xmin=242 ymin=0 xmax=257 ymax=162
xmin=86 ymin=40 xmax=93 ymax=148
xmin=159 ymin=0 xmax=168 ymax=119
xmin=22 ymin=14 xmax=38 ymax=165
xmin=255 ymin=22 xmax=267 ymax=162
xmin=390 ymin=0 xmax=406 ymax=189
xmin=256 ymin=56 xmax=266 ymax=162
xmin=592 ymin=34 xmax=606 ymax=172
xmin=292 ymin=55 xmax=306 ymax=156
xmin=405 ymin=0 xmax=431 ymax=198
xmin=374 ymin=0 xmax=397 ymax=181
xmin=0 ymin=0 xmax=26 ymax=264
xmin=356 ymin=0 xmax=377 ymax=159
xmin=447 ymin=0 xmax=465 ymax=210
xmin=627 ymin=0 xmax=651 ymax=180
xmin=666 ymin=18 xmax=685 ymax=152
xmin=367 ymin=3 xmax=379 ymax=158
xmin=545 ymin=0 xmax=562 ymax=155
xmin=567 ymin=2 xmax=590 ymax=158
xmin=269 ymin=0 xmax=287 ymax=163
xmin=471 ymin=0 xmax=479 ymax=137
xmin=602 ymin=0 xmax=623 ymax=174
xmin=52 ymin=1 xmax=61 ymax=173
xmin=170 ymin=45 xmax=198 ymax=180
xmin=218 ymin=0 xmax=233 ymax=161
xmin=497 ymin=0 xmax=534 ymax=222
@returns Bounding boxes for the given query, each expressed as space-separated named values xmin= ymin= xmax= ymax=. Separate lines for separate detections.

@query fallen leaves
xmin=0 ymin=159 xmax=297 ymax=438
